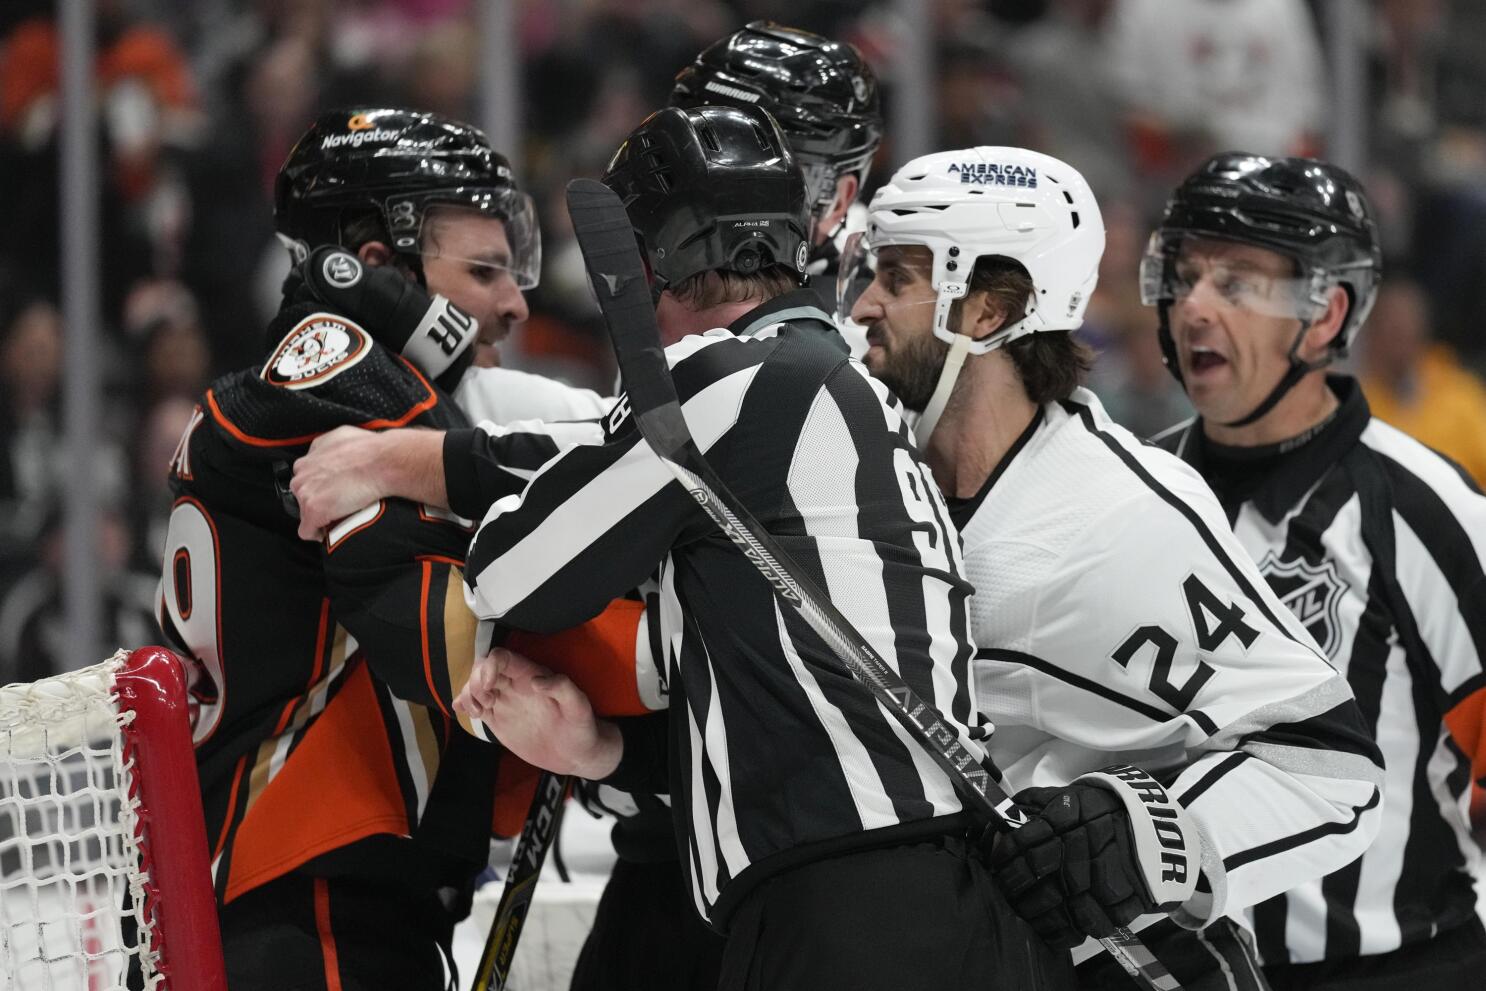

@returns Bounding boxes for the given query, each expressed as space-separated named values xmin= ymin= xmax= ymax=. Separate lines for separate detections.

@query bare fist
xmin=454 ymin=647 xmax=622 ymax=779
xmin=290 ymin=426 xmax=388 ymax=540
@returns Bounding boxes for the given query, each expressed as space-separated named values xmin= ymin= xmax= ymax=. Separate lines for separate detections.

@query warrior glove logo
xmin=1258 ymin=551 xmax=1348 ymax=658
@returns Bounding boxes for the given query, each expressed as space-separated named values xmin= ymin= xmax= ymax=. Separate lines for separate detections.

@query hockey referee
xmin=1146 ymin=153 xmax=1486 ymax=991
xmin=294 ymin=104 xmax=1073 ymax=990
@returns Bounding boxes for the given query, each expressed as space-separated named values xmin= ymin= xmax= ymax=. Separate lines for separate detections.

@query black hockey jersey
xmin=158 ymin=302 xmax=646 ymax=903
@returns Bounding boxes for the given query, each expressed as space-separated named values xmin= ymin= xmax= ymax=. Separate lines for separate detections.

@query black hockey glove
xmin=986 ymin=765 xmax=1200 ymax=950
xmin=292 ymin=245 xmax=478 ymax=389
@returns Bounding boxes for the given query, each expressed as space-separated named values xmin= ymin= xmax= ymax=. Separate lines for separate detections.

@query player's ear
xmin=356 ymin=241 xmax=394 ymax=268
xmin=1301 ymin=285 xmax=1349 ymax=360
xmin=967 ymin=290 xmax=1008 ymax=343
xmin=822 ymin=175 xmax=859 ymax=234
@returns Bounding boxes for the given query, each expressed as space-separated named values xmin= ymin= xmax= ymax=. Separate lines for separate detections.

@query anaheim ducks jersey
xmin=958 ymin=389 xmax=1384 ymax=934
xmin=158 ymin=301 xmax=648 ymax=904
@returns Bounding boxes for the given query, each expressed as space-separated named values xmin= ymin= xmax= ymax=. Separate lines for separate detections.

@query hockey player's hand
xmin=292 ymin=426 xmax=449 ymax=539
xmin=985 ymin=767 xmax=1201 ymax=950
xmin=291 ymin=426 xmax=391 ymax=539
xmin=455 ymin=647 xmax=623 ymax=780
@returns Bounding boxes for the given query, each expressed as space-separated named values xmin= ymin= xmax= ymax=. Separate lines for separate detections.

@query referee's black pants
xmin=1262 ymin=917 xmax=1486 ymax=991
xmin=717 ymin=835 xmax=1075 ymax=991
xmin=568 ymin=856 xmax=727 ymax=991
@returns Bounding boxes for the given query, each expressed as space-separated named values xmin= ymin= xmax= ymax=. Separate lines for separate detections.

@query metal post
xmin=60 ymin=0 xmax=103 ymax=666
xmin=892 ymin=0 xmax=936 ymax=167
xmin=1323 ymin=0 xmax=1367 ymax=173
xmin=478 ymin=0 xmax=522 ymax=168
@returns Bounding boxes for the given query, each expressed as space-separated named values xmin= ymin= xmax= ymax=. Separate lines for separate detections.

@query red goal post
xmin=0 ymin=646 xmax=226 ymax=990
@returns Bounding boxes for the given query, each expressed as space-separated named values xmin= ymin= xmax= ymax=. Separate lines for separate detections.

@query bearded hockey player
xmin=156 ymin=107 xmax=649 ymax=990
xmin=1148 ymin=153 xmax=1486 ymax=991
xmin=839 ymin=147 xmax=1385 ymax=990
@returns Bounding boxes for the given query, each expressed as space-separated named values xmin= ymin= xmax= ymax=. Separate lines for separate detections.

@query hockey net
xmin=0 ymin=647 xmax=225 ymax=991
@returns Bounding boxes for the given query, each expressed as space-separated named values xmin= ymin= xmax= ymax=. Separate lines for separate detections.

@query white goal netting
xmin=0 ymin=652 xmax=158 ymax=991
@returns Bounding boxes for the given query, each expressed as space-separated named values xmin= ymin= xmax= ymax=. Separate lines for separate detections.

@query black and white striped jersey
xmin=1156 ymin=375 xmax=1486 ymax=966
xmin=958 ymin=389 xmax=1384 ymax=940
xmin=454 ymin=291 xmax=990 ymax=927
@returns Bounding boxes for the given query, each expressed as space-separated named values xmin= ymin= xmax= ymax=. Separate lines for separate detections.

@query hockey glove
xmin=986 ymin=764 xmax=1200 ymax=950
xmin=294 ymin=245 xmax=478 ymax=387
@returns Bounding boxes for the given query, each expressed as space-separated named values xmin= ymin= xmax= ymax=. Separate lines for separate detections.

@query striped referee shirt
xmin=1157 ymin=375 xmax=1486 ymax=965
xmin=454 ymin=291 xmax=990 ymax=927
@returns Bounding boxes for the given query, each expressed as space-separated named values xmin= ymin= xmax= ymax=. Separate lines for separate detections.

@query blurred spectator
xmin=1084 ymin=198 xmax=1192 ymax=437
xmin=0 ymin=299 xmax=65 ymax=575
xmin=1359 ymin=277 xmax=1486 ymax=486
xmin=402 ymin=18 xmax=479 ymax=122
xmin=1108 ymin=0 xmax=1323 ymax=191
xmin=123 ymin=278 xmax=211 ymax=404
xmin=1002 ymin=0 xmax=1133 ymax=199
xmin=131 ymin=395 xmax=197 ymax=569
xmin=0 ymin=299 xmax=130 ymax=580
xmin=0 ymin=506 xmax=158 ymax=684
xmin=0 ymin=0 xmax=200 ymax=311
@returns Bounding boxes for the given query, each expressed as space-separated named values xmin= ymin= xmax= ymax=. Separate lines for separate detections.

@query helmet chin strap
xmin=912 ymin=283 xmax=1040 ymax=448
xmin=1157 ymin=303 xmax=1331 ymax=428
xmin=1218 ymin=319 xmax=1332 ymax=427
xmin=913 ymin=281 xmax=969 ymax=448
xmin=915 ymin=332 xmax=974 ymax=448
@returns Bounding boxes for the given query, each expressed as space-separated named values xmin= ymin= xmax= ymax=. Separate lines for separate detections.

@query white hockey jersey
xmin=452 ymin=364 xmax=614 ymax=425
xmin=961 ymin=389 xmax=1384 ymax=930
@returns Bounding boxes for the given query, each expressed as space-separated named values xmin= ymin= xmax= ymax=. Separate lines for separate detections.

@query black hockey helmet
xmin=1142 ymin=153 xmax=1383 ymax=425
xmin=602 ymin=105 xmax=811 ymax=294
xmin=274 ymin=107 xmax=539 ymax=286
xmin=671 ymin=21 xmax=882 ymax=214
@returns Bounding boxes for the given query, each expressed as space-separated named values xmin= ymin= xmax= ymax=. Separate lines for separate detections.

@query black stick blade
xmin=565 ymin=178 xmax=690 ymax=455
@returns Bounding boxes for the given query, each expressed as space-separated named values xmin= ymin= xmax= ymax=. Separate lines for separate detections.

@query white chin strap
xmin=915 ymin=332 xmax=973 ymax=448
xmin=913 ymin=284 xmax=1038 ymax=449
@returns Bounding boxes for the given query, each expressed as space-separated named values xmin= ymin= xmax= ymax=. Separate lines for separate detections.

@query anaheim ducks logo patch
xmin=1258 ymin=551 xmax=1349 ymax=659
xmin=262 ymin=313 xmax=371 ymax=389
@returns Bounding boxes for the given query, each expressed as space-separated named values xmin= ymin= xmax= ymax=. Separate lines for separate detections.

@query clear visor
xmin=836 ymin=231 xmax=940 ymax=324
xmin=406 ymin=189 xmax=542 ymax=290
xmin=1140 ymin=232 xmax=1324 ymax=321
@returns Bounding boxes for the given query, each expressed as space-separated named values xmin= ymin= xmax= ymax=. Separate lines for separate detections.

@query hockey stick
xmin=565 ymin=177 xmax=1182 ymax=991
xmin=469 ymin=770 xmax=569 ymax=991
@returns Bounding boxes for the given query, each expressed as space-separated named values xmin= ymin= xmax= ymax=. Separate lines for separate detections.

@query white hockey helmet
xmin=841 ymin=146 xmax=1105 ymax=353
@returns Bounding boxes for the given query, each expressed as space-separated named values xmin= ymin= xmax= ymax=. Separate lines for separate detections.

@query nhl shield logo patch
xmin=1258 ymin=551 xmax=1348 ymax=658
xmin=262 ymin=313 xmax=371 ymax=389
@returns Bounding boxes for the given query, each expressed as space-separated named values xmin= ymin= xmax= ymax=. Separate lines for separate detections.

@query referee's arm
xmin=1381 ymin=449 xmax=1486 ymax=833
xmin=461 ymin=416 xmax=702 ymax=633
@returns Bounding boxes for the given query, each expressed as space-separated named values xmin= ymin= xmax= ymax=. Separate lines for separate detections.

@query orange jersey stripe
xmin=506 ymin=598 xmax=650 ymax=718
xmin=314 ymin=878 xmax=344 ymax=991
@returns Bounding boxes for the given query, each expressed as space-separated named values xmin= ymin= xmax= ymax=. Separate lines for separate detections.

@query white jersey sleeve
xmin=453 ymin=365 xmax=615 ymax=425
xmin=971 ymin=399 xmax=1384 ymax=928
